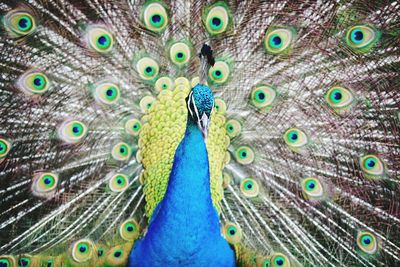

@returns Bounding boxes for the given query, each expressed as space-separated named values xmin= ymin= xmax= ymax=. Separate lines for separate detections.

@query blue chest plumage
xmin=129 ymin=120 xmax=235 ymax=267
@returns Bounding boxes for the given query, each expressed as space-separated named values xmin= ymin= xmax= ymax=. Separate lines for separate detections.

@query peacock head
xmin=186 ymin=84 xmax=214 ymax=139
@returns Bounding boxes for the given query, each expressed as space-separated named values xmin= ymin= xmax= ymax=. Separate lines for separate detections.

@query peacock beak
xmin=198 ymin=113 xmax=210 ymax=141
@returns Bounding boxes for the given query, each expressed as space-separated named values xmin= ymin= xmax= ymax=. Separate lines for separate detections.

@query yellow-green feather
xmin=138 ymin=78 xmax=229 ymax=218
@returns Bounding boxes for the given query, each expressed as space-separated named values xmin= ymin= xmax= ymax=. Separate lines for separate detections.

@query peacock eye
xmin=87 ymin=26 xmax=114 ymax=53
xmin=125 ymin=118 xmax=142 ymax=136
xmin=97 ymin=248 xmax=104 ymax=257
xmin=109 ymin=173 xmax=129 ymax=192
xmin=214 ymin=98 xmax=227 ymax=114
xmin=0 ymin=256 xmax=13 ymax=267
xmin=58 ymin=120 xmax=88 ymax=144
xmin=264 ymin=28 xmax=295 ymax=55
xmin=240 ymin=178 xmax=259 ymax=198
xmin=114 ymin=249 xmax=123 ymax=258
xmin=0 ymin=138 xmax=11 ymax=159
xmin=360 ymin=154 xmax=386 ymax=178
xmin=18 ymin=256 xmax=31 ymax=266
xmin=71 ymin=239 xmax=94 ymax=263
xmin=262 ymin=260 xmax=270 ymax=267
xmin=31 ymin=172 xmax=58 ymax=198
xmin=203 ymin=3 xmax=231 ymax=35
xmin=18 ymin=71 xmax=51 ymax=95
xmin=208 ymin=60 xmax=230 ymax=85
xmin=4 ymin=11 xmax=36 ymax=37
xmin=136 ymin=57 xmax=159 ymax=81
xmin=357 ymin=231 xmax=378 ymax=254
xmin=140 ymin=95 xmax=156 ymax=113
xmin=169 ymin=42 xmax=191 ymax=66
xmin=155 ymin=76 xmax=173 ymax=91
xmin=251 ymin=85 xmax=277 ymax=109
xmin=345 ymin=25 xmax=379 ymax=53
xmin=283 ymin=128 xmax=308 ymax=149
xmin=235 ymin=146 xmax=255 ymax=165
xmin=111 ymin=142 xmax=131 ymax=161
xmin=142 ymin=2 xmax=169 ymax=32
xmin=225 ymin=119 xmax=241 ymax=138
xmin=301 ymin=177 xmax=324 ymax=200
xmin=93 ymin=82 xmax=120 ymax=105
xmin=270 ymin=253 xmax=290 ymax=267
xmin=325 ymin=86 xmax=354 ymax=109
xmin=223 ymin=222 xmax=242 ymax=244
xmin=119 ymin=219 xmax=140 ymax=241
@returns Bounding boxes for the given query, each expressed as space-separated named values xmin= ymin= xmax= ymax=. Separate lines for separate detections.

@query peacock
xmin=0 ymin=0 xmax=399 ymax=266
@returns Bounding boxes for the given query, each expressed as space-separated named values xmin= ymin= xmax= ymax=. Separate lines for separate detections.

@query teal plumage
xmin=0 ymin=0 xmax=399 ymax=267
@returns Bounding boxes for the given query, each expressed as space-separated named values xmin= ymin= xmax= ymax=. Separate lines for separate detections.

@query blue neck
xmin=164 ymin=118 xmax=211 ymax=206
xmin=129 ymin=115 xmax=236 ymax=266
xmin=145 ymin=116 xmax=221 ymax=244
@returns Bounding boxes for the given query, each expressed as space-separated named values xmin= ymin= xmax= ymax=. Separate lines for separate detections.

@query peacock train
xmin=0 ymin=0 xmax=399 ymax=266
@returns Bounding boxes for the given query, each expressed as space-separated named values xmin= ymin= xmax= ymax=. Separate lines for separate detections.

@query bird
xmin=0 ymin=0 xmax=399 ymax=266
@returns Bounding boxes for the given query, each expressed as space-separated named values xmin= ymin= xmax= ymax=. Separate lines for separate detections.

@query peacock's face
xmin=186 ymin=84 xmax=214 ymax=139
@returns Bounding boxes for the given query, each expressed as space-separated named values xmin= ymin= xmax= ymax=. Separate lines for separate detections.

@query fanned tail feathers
xmin=0 ymin=0 xmax=399 ymax=266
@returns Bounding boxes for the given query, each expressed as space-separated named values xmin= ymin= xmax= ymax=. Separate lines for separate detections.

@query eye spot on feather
xmin=18 ymin=256 xmax=31 ymax=266
xmin=225 ymin=119 xmax=241 ymax=138
xmin=125 ymin=118 xmax=142 ymax=136
xmin=93 ymin=82 xmax=120 ymax=105
xmin=140 ymin=95 xmax=156 ymax=113
xmin=58 ymin=120 xmax=88 ymax=144
xmin=325 ymin=86 xmax=354 ymax=112
xmin=359 ymin=154 xmax=386 ymax=179
xmin=169 ymin=42 xmax=191 ymax=66
xmin=96 ymin=248 xmax=104 ymax=257
xmin=203 ymin=2 xmax=231 ymax=35
xmin=283 ymin=128 xmax=308 ymax=151
xmin=111 ymin=142 xmax=132 ymax=161
xmin=31 ymin=172 xmax=58 ymax=198
xmin=17 ymin=71 xmax=51 ymax=95
xmin=271 ymin=253 xmax=290 ymax=267
xmin=235 ymin=146 xmax=254 ymax=165
xmin=0 ymin=138 xmax=11 ymax=161
xmin=240 ymin=178 xmax=259 ymax=198
xmin=155 ymin=76 xmax=173 ymax=91
xmin=268 ymin=253 xmax=290 ymax=267
xmin=108 ymin=173 xmax=129 ymax=192
xmin=214 ymin=98 xmax=227 ymax=114
xmin=264 ymin=27 xmax=296 ymax=55
xmin=136 ymin=57 xmax=159 ymax=81
xmin=105 ymin=245 xmax=129 ymax=265
xmin=345 ymin=25 xmax=379 ymax=53
xmin=301 ymin=177 xmax=324 ymax=200
xmin=4 ymin=10 xmax=37 ymax=37
xmin=250 ymin=85 xmax=276 ymax=109
xmin=86 ymin=26 xmax=114 ymax=54
xmin=114 ymin=250 xmax=122 ymax=257
xmin=142 ymin=2 xmax=169 ymax=32
xmin=71 ymin=239 xmax=94 ymax=263
xmin=223 ymin=222 xmax=242 ymax=244
xmin=357 ymin=230 xmax=379 ymax=254
xmin=0 ymin=257 xmax=13 ymax=267
xmin=208 ymin=61 xmax=230 ymax=85
xmin=119 ymin=219 xmax=140 ymax=241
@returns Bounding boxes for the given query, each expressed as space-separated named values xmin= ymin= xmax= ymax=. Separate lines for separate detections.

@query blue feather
xmin=129 ymin=89 xmax=235 ymax=266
